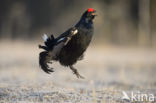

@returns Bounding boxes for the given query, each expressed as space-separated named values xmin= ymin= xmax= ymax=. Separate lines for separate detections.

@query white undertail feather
xmin=43 ymin=34 xmax=48 ymax=42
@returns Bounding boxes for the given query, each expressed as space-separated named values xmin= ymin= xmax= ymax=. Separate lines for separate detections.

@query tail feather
xmin=39 ymin=51 xmax=54 ymax=74
xmin=38 ymin=45 xmax=48 ymax=51
xmin=43 ymin=34 xmax=48 ymax=42
xmin=44 ymin=34 xmax=55 ymax=48
xmin=39 ymin=34 xmax=55 ymax=51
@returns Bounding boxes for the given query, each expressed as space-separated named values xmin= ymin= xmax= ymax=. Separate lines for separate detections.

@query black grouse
xmin=39 ymin=8 xmax=96 ymax=78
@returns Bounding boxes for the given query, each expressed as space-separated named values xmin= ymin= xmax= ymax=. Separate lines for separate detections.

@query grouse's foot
xmin=69 ymin=66 xmax=85 ymax=79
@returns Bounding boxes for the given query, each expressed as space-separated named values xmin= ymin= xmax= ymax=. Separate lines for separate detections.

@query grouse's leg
xmin=69 ymin=66 xmax=85 ymax=79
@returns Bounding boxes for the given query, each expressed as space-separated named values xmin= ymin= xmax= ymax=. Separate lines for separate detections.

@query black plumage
xmin=39 ymin=8 xmax=96 ymax=78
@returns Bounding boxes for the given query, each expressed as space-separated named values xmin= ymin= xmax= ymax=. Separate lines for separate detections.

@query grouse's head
xmin=81 ymin=8 xmax=97 ymax=22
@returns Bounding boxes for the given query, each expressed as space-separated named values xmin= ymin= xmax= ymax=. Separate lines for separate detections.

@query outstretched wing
xmin=39 ymin=27 xmax=78 ymax=74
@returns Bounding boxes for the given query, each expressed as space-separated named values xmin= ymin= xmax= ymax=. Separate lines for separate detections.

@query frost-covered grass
xmin=0 ymin=41 xmax=156 ymax=103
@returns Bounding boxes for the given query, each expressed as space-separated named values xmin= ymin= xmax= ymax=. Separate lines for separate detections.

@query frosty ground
xmin=0 ymin=41 xmax=156 ymax=103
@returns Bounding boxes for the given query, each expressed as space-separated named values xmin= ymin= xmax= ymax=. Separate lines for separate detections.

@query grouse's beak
xmin=92 ymin=10 xmax=97 ymax=16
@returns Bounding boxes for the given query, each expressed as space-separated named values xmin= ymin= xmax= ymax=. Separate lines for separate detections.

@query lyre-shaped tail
xmin=39 ymin=51 xmax=54 ymax=74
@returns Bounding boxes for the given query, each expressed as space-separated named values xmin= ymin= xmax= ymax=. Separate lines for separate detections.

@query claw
xmin=69 ymin=66 xmax=85 ymax=79
xmin=74 ymin=71 xmax=85 ymax=79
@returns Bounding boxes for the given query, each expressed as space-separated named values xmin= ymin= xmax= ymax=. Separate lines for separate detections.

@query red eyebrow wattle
xmin=87 ymin=8 xmax=94 ymax=12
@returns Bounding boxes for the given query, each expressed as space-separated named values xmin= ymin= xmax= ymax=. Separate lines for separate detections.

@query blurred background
xmin=0 ymin=0 xmax=156 ymax=47
xmin=0 ymin=0 xmax=156 ymax=102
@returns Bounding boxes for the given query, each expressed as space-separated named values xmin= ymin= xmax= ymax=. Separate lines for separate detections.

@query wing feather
xmin=39 ymin=27 xmax=78 ymax=74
